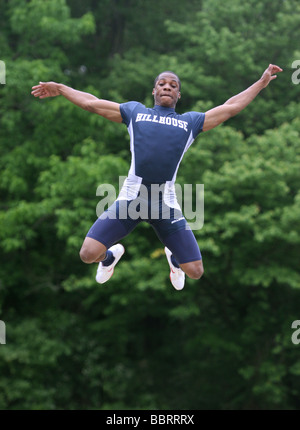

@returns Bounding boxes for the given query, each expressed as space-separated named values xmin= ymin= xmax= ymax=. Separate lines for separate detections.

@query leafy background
xmin=1 ymin=0 xmax=300 ymax=410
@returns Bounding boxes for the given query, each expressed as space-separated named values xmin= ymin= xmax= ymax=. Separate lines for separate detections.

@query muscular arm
xmin=31 ymin=82 xmax=123 ymax=123
xmin=202 ymin=64 xmax=283 ymax=132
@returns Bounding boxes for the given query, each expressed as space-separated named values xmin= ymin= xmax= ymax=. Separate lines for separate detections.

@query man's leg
xmin=163 ymin=228 xmax=204 ymax=278
xmin=80 ymin=217 xmax=127 ymax=285
xmin=179 ymin=259 xmax=204 ymax=280
xmin=80 ymin=200 xmax=139 ymax=283
xmin=153 ymin=216 xmax=204 ymax=289
xmin=79 ymin=237 xmax=107 ymax=264
xmin=150 ymin=198 xmax=204 ymax=288
xmin=163 ymin=229 xmax=204 ymax=290
xmin=80 ymin=237 xmax=125 ymax=284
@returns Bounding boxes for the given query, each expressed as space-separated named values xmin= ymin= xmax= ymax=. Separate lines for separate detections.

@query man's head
xmin=152 ymin=71 xmax=181 ymax=108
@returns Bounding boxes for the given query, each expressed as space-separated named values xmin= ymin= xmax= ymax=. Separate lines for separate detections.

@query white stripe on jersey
xmin=171 ymin=130 xmax=194 ymax=183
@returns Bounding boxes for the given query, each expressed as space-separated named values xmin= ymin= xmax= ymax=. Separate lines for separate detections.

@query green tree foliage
xmin=1 ymin=0 xmax=300 ymax=410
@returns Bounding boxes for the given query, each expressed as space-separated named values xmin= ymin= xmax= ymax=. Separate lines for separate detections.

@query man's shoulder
xmin=176 ymin=111 xmax=206 ymax=136
xmin=179 ymin=110 xmax=205 ymax=118
xmin=120 ymin=101 xmax=148 ymax=125
xmin=120 ymin=101 xmax=146 ymax=110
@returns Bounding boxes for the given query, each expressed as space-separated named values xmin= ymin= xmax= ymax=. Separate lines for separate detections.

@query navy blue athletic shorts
xmin=86 ymin=187 xmax=202 ymax=265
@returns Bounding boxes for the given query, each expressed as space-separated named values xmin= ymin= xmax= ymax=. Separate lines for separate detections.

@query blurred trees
xmin=1 ymin=0 xmax=300 ymax=410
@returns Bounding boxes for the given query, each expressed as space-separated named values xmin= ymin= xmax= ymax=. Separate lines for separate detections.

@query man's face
xmin=152 ymin=73 xmax=181 ymax=108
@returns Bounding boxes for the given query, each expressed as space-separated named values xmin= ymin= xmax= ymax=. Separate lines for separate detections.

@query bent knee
xmin=79 ymin=238 xmax=107 ymax=264
xmin=79 ymin=248 xmax=94 ymax=264
xmin=186 ymin=263 xmax=204 ymax=280
xmin=79 ymin=247 xmax=104 ymax=264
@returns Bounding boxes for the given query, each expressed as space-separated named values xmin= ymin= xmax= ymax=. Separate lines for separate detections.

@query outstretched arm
xmin=202 ymin=64 xmax=283 ymax=132
xmin=31 ymin=82 xmax=123 ymax=123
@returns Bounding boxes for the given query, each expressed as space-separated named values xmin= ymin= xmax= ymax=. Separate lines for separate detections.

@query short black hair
xmin=154 ymin=71 xmax=181 ymax=91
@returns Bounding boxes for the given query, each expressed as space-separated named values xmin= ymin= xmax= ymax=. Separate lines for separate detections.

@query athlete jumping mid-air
xmin=31 ymin=64 xmax=282 ymax=290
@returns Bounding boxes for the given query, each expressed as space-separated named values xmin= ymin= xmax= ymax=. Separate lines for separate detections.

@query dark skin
xmin=152 ymin=73 xmax=181 ymax=108
xmin=31 ymin=65 xmax=282 ymax=128
xmin=31 ymin=72 xmax=203 ymax=278
xmin=150 ymin=66 xmax=283 ymax=131
xmin=31 ymin=65 xmax=282 ymax=280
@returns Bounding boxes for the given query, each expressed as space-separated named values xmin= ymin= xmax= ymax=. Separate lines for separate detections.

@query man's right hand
xmin=31 ymin=81 xmax=60 ymax=99
xmin=31 ymin=82 xmax=122 ymax=122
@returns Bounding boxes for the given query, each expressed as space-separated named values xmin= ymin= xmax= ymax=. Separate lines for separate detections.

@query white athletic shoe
xmin=95 ymin=244 xmax=125 ymax=284
xmin=164 ymin=247 xmax=185 ymax=290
